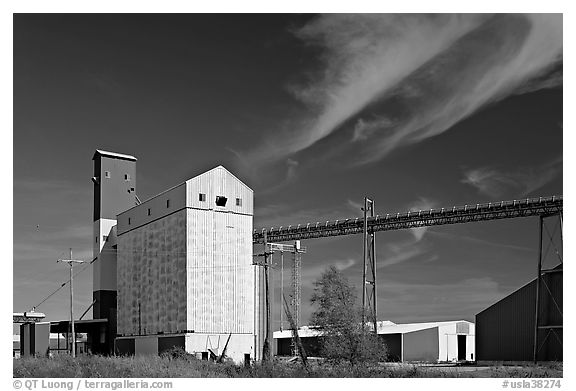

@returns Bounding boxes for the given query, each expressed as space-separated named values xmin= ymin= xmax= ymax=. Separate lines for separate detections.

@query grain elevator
xmin=92 ymin=150 xmax=260 ymax=363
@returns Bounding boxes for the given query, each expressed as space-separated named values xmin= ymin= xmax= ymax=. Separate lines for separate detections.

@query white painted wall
xmin=185 ymin=166 xmax=253 ymax=215
xmin=437 ymin=321 xmax=475 ymax=362
xmin=93 ymin=218 xmax=118 ymax=291
xmin=185 ymin=333 xmax=254 ymax=364
xmin=186 ymin=209 xmax=253 ymax=333
xmin=185 ymin=167 xmax=254 ymax=335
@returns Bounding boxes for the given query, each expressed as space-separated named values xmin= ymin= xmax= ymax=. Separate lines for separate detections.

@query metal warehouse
xmin=476 ymin=264 xmax=562 ymax=362
xmin=274 ymin=320 xmax=475 ymax=362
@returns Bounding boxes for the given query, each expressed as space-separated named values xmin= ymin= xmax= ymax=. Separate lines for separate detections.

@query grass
xmin=13 ymin=352 xmax=563 ymax=378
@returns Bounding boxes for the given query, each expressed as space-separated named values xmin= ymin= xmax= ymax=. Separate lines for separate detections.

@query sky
xmin=13 ymin=13 xmax=563 ymax=332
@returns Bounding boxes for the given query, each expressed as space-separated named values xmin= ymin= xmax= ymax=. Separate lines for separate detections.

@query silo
xmin=116 ymin=166 xmax=259 ymax=363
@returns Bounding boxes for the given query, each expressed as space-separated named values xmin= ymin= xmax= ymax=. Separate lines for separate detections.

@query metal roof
xmin=273 ymin=320 xmax=473 ymax=339
xmin=93 ymin=149 xmax=137 ymax=161
xmin=49 ymin=319 xmax=109 ymax=333
xmin=376 ymin=320 xmax=470 ymax=334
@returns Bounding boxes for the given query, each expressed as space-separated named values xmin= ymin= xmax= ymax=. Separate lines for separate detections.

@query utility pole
xmin=262 ymin=231 xmax=271 ymax=361
xmin=58 ymin=248 xmax=84 ymax=358
xmin=280 ymin=251 xmax=284 ymax=332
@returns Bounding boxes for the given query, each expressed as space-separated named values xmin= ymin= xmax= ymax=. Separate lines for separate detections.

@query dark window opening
xmin=147 ymin=208 xmax=151 ymax=216
xmin=103 ymin=235 xmax=108 ymax=242
xmin=166 ymin=199 xmax=170 ymax=208
xmin=201 ymin=352 xmax=208 ymax=361
xmin=215 ymin=196 xmax=228 ymax=207
xmin=236 ymin=198 xmax=242 ymax=206
xmin=95 ymin=236 xmax=98 ymax=243
xmin=128 ymin=218 xmax=131 ymax=225
xmin=199 ymin=193 xmax=206 ymax=202
xmin=125 ymin=174 xmax=130 ymax=181
xmin=105 ymin=171 xmax=110 ymax=178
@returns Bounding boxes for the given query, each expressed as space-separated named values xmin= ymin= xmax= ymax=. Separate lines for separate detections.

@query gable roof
xmin=187 ymin=165 xmax=253 ymax=193
xmin=93 ymin=149 xmax=137 ymax=161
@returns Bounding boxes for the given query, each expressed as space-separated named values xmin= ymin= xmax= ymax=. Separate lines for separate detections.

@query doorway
xmin=457 ymin=335 xmax=466 ymax=361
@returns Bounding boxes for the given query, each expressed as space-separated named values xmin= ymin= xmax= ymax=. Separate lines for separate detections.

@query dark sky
xmin=13 ymin=14 xmax=562 ymax=330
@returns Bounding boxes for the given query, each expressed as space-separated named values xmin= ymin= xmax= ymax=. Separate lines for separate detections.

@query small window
xmin=215 ymin=196 xmax=228 ymax=207
xmin=166 ymin=199 xmax=170 ymax=208
xmin=199 ymin=193 xmax=206 ymax=202
xmin=105 ymin=171 xmax=110 ymax=178
xmin=125 ymin=174 xmax=131 ymax=181
xmin=103 ymin=235 xmax=108 ymax=242
xmin=236 ymin=198 xmax=242 ymax=206
xmin=128 ymin=217 xmax=131 ymax=225
xmin=95 ymin=236 xmax=98 ymax=243
xmin=147 ymin=208 xmax=151 ymax=216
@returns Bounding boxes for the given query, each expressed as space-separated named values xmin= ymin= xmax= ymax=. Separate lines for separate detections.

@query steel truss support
xmin=254 ymin=241 xmax=306 ymax=357
xmin=533 ymin=213 xmax=563 ymax=363
xmin=362 ymin=197 xmax=377 ymax=333
xmin=254 ymin=196 xmax=562 ymax=244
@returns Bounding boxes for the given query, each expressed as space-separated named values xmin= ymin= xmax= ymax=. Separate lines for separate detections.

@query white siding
xmin=93 ymin=219 xmax=117 ymax=291
xmin=185 ymin=166 xmax=254 ymax=334
xmin=186 ymin=209 xmax=253 ymax=333
xmin=185 ymin=166 xmax=253 ymax=215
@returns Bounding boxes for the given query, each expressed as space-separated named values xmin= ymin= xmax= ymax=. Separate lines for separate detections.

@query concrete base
xmin=115 ymin=334 xmax=185 ymax=356
xmin=185 ymin=333 xmax=254 ymax=364
xmin=115 ymin=333 xmax=254 ymax=364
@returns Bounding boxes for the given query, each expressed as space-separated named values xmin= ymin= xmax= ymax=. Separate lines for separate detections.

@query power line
xmin=28 ymin=252 xmax=259 ymax=311
xmin=30 ymin=255 xmax=98 ymax=311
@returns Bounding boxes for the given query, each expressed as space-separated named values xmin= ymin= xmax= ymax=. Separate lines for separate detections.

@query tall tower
xmin=92 ymin=150 xmax=137 ymax=322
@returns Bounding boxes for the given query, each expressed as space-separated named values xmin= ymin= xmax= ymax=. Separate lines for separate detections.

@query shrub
xmin=310 ymin=265 xmax=387 ymax=367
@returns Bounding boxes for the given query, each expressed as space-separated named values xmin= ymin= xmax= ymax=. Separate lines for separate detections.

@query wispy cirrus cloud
xmin=245 ymin=14 xmax=562 ymax=166
xmin=378 ymin=234 xmax=435 ymax=268
xmin=461 ymin=158 xmax=562 ymax=198
xmin=378 ymin=245 xmax=426 ymax=268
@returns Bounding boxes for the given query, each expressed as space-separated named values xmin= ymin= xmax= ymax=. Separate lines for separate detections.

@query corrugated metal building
xmin=115 ymin=166 xmax=260 ymax=363
xmin=475 ymin=265 xmax=562 ymax=362
xmin=274 ymin=320 xmax=475 ymax=362
xmin=14 ymin=332 xmax=88 ymax=357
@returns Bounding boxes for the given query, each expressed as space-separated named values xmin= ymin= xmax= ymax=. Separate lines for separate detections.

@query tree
xmin=310 ymin=265 xmax=386 ymax=367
